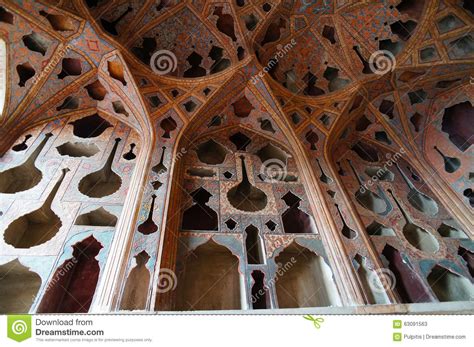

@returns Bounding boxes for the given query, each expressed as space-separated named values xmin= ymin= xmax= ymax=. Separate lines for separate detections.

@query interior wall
xmin=328 ymin=115 xmax=473 ymax=305
xmin=159 ymin=116 xmax=334 ymax=311
xmin=0 ymin=111 xmax=141 ymax=313
xmin=2 ymin=0 xmax=473 ymax=315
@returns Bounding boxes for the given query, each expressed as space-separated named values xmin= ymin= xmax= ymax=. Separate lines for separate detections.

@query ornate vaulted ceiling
xmin=0 ymin=1 xmax=472 ymax=210
xmin=1 ymin=0 xmax=470 ymax=210
xmin=1 ymin=0 xmax=472 ymax=152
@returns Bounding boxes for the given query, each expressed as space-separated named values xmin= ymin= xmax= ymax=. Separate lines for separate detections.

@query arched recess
xmin=295 ymin=98 xmax=399 ymax=306
xmin=421 ymin=84 xmax=473 ymax=211
xmin=427 ymin=265 xmax=474 ymax=302
xmin=37 ymin=235 xmax=103 ymax=313
xmin=324 ymin=108 xmax=473 ymax=306
xmin=120 ymin=251 xmax=151 ymax=311
xmin=245 ymin=225 xmax=265 ymax=265
xmin=84 ymin=52 xmax=155 ymax=312
xmin=153 ymin=77 xmax=352 ymax=310
xmin=175 ymin=239 xmax=241 ymax=311
xmin=352 ymin=254 xmax=390 ymax=305
xmin=0 ymin=110 xmax=141 ymax=237
xmin=274 ymin=242 xmax=341 ymax=308
xmin=372 ymin=78 xmax=473 ymax=232
xmin=0 ymin=103 xmax=152 ymax=313
xmin=157 ymin=123 xmax=328 ymax=310
xmin=0 ymin=38 xmax=6 ymax=118
xmin=0 ymin=259 xmax=41 ymax=313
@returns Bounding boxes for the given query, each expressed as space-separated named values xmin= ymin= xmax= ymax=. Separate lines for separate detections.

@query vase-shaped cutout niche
xmin=4 ymin=168 xmax=69 ymax=248
xmin=0 ymin=133 xmax=53 ymax=194
xmin=78 ymin=138 xmax=122 ymax=198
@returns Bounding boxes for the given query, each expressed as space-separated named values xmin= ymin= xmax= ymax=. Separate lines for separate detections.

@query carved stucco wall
xmin=0 ymin=0 xmax=472 ymax=313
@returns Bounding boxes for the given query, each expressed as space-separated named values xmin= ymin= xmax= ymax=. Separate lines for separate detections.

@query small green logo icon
xmin=303 ymin=315 xmax=324 ymax=329
xmin=7 ymin=315 xmax=32 ymax=342
xmin=393 ymin=320 xmax=402 ymax=329
xmin=393 ymin=332 xmax=402 ymax=342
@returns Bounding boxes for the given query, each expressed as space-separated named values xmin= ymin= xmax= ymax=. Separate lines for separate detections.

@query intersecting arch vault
xmin=152 ymin=71 xmax=364 ymax=310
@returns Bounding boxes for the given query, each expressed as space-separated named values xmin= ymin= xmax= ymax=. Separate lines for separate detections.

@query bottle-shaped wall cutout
xmin=78 ymin=138 xmax=122 ymax=198
xmin=388 ymin=189 xmax=439 ymax=255
xmin=347 ymin=159 xmax=387 ymax=214
xmin=4 ymin=168 xmax=70 ymax=248
xmin=394 ymin=162 xmax=438 ymax=216
xmin=381 ymin=244 xmax=435 ymax=303
xmin=406 ymin=165 xmax=420 ymax=182
xmin=352 ymin=46 xmax=372 ymax=74
xmin=305 ymin=130 xmax=319 ymax=150
xmin=336 ymin=161 xmax=346 ymax=176
xmin=227 ymin=156 xmax=268 ymax=212
xmin=151 ymin=180 xmax=162 ymax=190
xmin=160 ymin=117 xmax=177 ymax=138
xmin=316 ymin=158 xmax=333 ymax=184
xmin=123 ymin=143 xmax=136 ymax=161
xmin=138 ymin=194 xmax=158 ymax=235
xmin=335 ymin=204 xmax=357 ymax=239
xmin=152 ymin=146 xmax=167 ymax=174
xmin=0 ymin=133 xmax=53 ymax=194
xmin=433 ymin=146 xmax=461 ymax=173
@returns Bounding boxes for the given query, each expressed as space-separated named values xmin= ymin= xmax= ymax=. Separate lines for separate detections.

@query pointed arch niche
xmin=274 ymin=242 xmax=341 ymax=308
xmin=155 ymin=84 xmax=340 ymax=311
xmin=413 ymin=84 xmax=472 ymax=211
xmin=175 ymin=239 xmax=241 ymax=311
xmin=0 ymin=104 xmax=148 ymax=313
xmin=427 ymin=265 xmax=474 ymax=302
xmin=37 ymin=235 xmax=103 ymax=313
xmin=325 ymin=106 xmax=473 ymax=306
xmin=120 ymin=251 xmax=151 ymax=311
